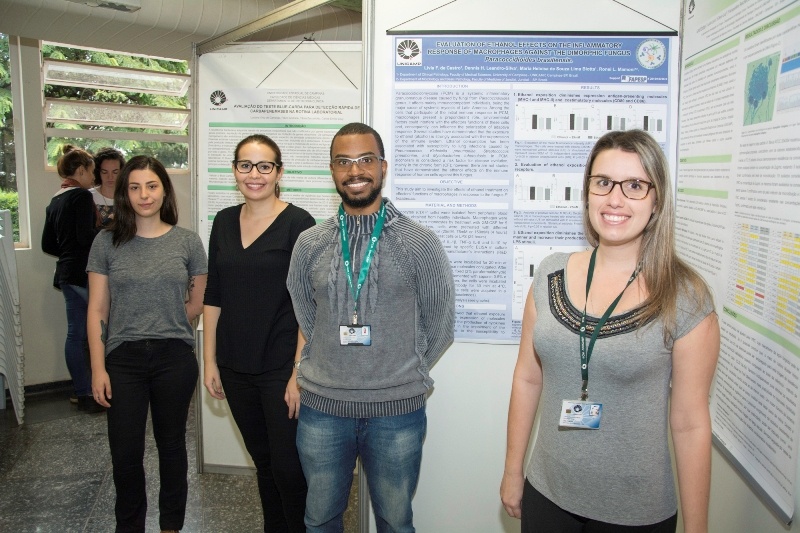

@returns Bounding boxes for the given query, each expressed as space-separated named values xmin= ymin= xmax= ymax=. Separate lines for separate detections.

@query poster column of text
xmin=678 ymin=0 xmax=800 ymax=521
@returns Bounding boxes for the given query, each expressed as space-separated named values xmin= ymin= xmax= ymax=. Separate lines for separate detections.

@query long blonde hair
xmin=582 ymin=130 xmax=712 ymax=344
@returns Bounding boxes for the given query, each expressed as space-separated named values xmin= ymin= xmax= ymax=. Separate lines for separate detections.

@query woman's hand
xmin=203 ymin=360 xmax=225 ymax=400
xmin=91 ymin=370 xmax=112 ymax=408
xmin=500 ymin=470 xmax=525 ymax=519
xmin=284 ymin=371 xmax=301 ymax=419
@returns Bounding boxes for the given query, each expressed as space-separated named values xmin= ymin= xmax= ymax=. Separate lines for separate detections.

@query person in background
xmin=501 ymin=130 xmax=719 ymax=533
xmin=92 ymin=147 xmax=125 ymax=226
xmin=203 ymin=134 xmax=314 ymax=532
xmin=41 ymin=144 xmax=103 ymax=413
xmin=87 ymin=156 xmax=207 ymax=533
xmin=287 ymin=122 xmax=455 ymax=532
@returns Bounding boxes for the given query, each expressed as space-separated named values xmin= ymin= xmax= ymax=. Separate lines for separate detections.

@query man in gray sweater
xmin=287 ymin=122 xmax=455 ymax=532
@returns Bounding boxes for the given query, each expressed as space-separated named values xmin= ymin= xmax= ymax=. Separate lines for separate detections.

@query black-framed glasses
xmin=587 ymin=176 xmax=654 ymax=200
xmin=233 ymin=160 xmax=278 ymax=174
xmin=331 ymin=155 xmax=384 ymax=170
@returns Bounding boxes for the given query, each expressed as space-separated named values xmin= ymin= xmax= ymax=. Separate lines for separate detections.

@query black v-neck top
xmin=204 ymin=203 xmax=315 ymax=373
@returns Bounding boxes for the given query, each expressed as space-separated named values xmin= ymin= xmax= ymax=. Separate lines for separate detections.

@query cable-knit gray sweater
xmin=287 ymin=199 xmax=455 ymax=418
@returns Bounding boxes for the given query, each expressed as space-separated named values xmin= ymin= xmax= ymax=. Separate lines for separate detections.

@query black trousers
xmin=106 ymin=339 xmax=198 ymax=533
xmin=220 ymin=361 xmax=307 ymax=533
xmin=522 ymin=479 xmax=678 ymax=533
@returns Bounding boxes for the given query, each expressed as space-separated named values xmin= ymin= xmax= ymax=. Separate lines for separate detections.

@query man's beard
xmin=336 ymin=176 xmax=384 ymax=209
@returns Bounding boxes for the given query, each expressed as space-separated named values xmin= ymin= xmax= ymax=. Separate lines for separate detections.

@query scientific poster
xmin=196 ymin=88 xmax=360 ymax=244
xmin=677 ymin=0 xmax=800 ymax=523
xmin=196 ymin=43 xmax=361 ymax=248
xmin=390 ymin=34 xmax=678 ymax=341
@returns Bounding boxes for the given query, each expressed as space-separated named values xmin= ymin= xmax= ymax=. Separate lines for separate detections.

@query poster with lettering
xmin=678 ymin=0 xmax=800 ymax=523
xmin=390 ymin=35 xmax=678 ymax=341
xmin=196 ymin=43 xmax=361 ymax=248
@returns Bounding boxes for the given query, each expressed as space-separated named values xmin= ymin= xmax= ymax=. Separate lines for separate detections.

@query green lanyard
xmin=579 ymin=247 xmax=640 ymax=401
xmin=338 ymin=201 xmax=386 ymax=325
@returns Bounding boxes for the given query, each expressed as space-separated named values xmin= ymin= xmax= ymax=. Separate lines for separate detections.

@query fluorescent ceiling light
xmin=43 ymin=58 xmax=189 ymax=96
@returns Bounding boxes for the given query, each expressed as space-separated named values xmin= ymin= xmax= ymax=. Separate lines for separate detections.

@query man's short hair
xmin=330 ymin=122 xmax=385 ymax=159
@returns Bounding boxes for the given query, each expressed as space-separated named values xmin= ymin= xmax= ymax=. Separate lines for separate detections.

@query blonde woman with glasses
xmin=501 ymin=130 xmax=719 ymax=533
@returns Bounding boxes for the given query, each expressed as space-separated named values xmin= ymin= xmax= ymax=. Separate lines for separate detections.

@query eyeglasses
xmin=587 ymin=176 xmax=654 ymax=200
xmin=233 ymin=160 xmax=278 ymax=174
xmin=331 ymin=156 xmax=384 ymax=170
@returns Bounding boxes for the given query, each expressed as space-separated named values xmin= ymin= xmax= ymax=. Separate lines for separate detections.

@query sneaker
xmin=77 ymin=396 xmax=105 ymax=414
xmin=70 ymin=394 xmax=79 ymax=404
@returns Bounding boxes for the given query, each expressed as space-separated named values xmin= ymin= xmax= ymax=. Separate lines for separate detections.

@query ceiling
xmin=0 ymin=0 xmax=362 ymax=60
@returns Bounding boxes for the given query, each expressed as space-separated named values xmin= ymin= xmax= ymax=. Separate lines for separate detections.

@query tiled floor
xmin=0 ymin=388 xmax=359 ymax=532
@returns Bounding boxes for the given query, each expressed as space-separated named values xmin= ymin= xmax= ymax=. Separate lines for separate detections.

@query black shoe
xmin=77 ymin=396 xmax=105 ymax=414
xmin=69 ymin=394 xmax=79 ymax=404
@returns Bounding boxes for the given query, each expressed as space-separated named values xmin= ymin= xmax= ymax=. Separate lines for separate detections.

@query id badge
xmin=339 ymin=324 xmax=372 ymax=346
xmin=559 ymin=400 xmax=602 ymax=429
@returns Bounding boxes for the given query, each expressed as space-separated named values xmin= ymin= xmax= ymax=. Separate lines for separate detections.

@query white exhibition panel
xmin=372 ymin=1 xmax=800 ymax=532
xmin=194 ymin=41 xmax=362 ymax=473
xmin=196 ymin=331 xmax=254 ymax=471
xmin=371 ymin=1 xmax=680 ymax=531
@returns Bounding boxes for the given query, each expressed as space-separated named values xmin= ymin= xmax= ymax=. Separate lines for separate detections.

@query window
xmin=42 ymin=43 xmax=190 ymax=168
xmin=0 ymin=33 xmax=19 ymax=241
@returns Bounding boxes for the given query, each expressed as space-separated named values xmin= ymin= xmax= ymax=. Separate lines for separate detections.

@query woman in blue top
xmin=87 ymin=156 xmax=207 ymax=533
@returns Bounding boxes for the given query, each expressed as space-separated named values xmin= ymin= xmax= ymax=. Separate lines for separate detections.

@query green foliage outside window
xmin=0 ymin=36 xmax=190 ymax=242
xmin=1 ymin=34 xmax=16 ymax=193
xmin=0 ymin=189 xmax=19 ymax=242
xmin=42 ymin=43 xmax=190 ymax=168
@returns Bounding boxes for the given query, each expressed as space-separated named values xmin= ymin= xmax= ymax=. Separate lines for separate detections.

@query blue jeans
xmin=60 ymin=283 xmax=91 ymax=396
xmin=105 ymin=339 xmax=199 ymax=533
xmin=296 ymin=404 xmax=426 ymax=533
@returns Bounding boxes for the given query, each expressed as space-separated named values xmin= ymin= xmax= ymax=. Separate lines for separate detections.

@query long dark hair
xmin=110 ymin=156 xmax=178 ymax=246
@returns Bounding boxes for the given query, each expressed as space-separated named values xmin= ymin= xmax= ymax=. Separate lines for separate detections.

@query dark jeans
xmin=220 ymin=362 xmax=307 ymax=533
xmin=522 ymin=480 xmax=678 ymax=533
xmin=60 ymin=283 xmax=91 ymax=396
xmin=105 ymin=339 xmax=198 ymax=533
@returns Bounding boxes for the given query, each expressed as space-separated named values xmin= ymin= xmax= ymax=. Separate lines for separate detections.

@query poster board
xmin=194 ymin=41 xmax=361 ymax=471
xmin=388 ymin=34 xmax=679 ymax=342
xmin=676 ymin=0 xmax=800 ymax=524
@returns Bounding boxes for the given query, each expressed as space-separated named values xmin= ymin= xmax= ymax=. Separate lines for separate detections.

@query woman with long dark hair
xmin=42 ymin=144 xmax=103 ymax=412
xmin=87 ymin=156 xmax=207 ymax=533
xmin=92 ymin=147 xmax=126 ymax=226
xmin=203 ymin=134 xmax=313 ymax=532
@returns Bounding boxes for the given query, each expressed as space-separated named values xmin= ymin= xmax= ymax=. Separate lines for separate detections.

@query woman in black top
xmin=203 ymin=135 xmax=314 ymax=532
xmin=41 ymin=144 xmax=103 ymax=413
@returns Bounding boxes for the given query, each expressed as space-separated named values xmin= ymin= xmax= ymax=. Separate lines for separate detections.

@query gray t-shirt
xmin=87 ymin=226 xmax=208 ymax=354
xmin=526 ymin=252 xmax=714 ymax=526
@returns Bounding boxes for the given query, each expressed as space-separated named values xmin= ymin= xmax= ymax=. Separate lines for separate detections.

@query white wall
xmin=12 ymin=37 xmax=193 ymax=388
xmin=369 ymin=1 xmax=800 ymax=532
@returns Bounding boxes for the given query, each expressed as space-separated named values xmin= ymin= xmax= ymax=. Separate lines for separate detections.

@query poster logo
xmin=396 ymin=39 xmax=422 ymax=66
xmin=636 ymin=39 xmax=666 ymax=69
xmin=210 ymin=90 xmax=227 ymax=106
